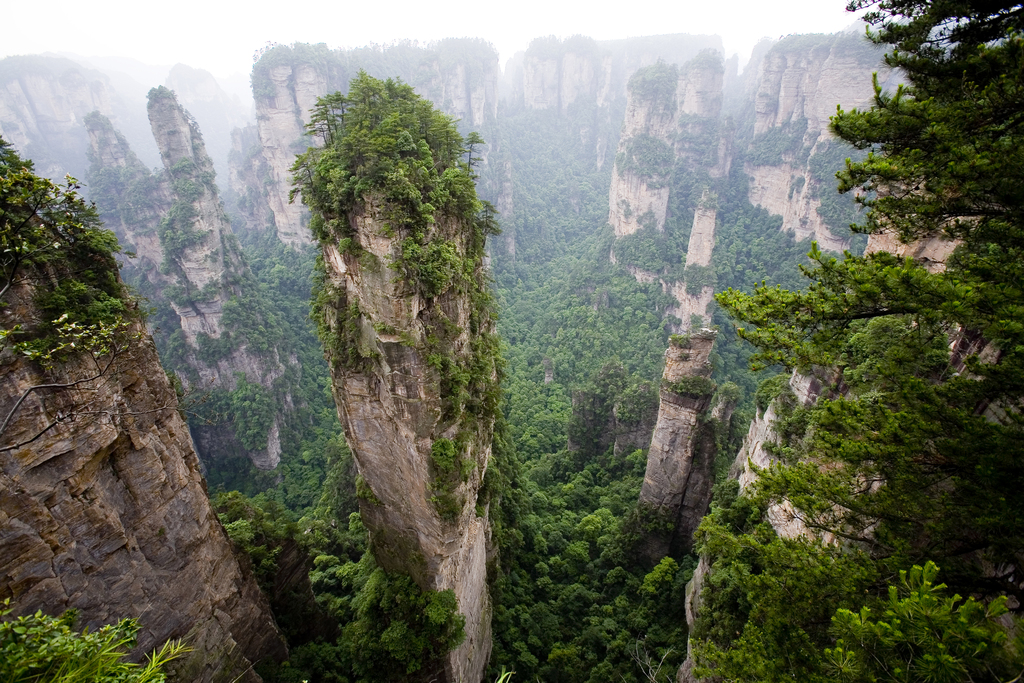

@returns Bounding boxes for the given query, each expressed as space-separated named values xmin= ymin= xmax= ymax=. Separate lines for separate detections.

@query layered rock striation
xmin=85 ymin=89 xmax=291 ymax=470
xmin=637 ymin=330 xmax=718 ymax=560
xmin=607 ymin=54 xmax=725 ymax=333
xmin=0 ymin=156 xmax=286 ymax=680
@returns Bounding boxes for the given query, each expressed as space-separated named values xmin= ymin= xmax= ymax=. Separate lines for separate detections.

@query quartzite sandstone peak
xmin=299 ymin=76 xmax=500 ymax=683
xmin=85 ymin=90 xmax=292 ymax=470
xmin=638 ymin=330 xmax=718 ymax=560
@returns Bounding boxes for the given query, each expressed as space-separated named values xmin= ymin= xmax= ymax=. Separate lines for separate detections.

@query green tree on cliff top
xmin=696 ymin=0 xmax=1024 ymax=680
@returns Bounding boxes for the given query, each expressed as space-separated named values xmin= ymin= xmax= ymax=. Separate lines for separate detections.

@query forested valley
xmin=1 ymin=1 xmax=1023 ymax=682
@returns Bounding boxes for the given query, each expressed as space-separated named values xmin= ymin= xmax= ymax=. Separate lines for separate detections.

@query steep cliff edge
xmin=294 ymin=75 xmax=500 ymax=683
xmin=0 ymin=142 xmax=286 ymax=681
xmin=85 ymin=89 xmax=291 ymax=470
xmin=608 ymin=54 xmax=725 ymax=331
xmin=637 ymin=331 xmax=717 ymax=560
xmin=744 ymin=33 xmax=894 ymax=251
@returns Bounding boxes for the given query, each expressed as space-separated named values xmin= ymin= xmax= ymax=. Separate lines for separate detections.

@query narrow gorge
xmin=4 ymin=9 xmax=1019 ymax=683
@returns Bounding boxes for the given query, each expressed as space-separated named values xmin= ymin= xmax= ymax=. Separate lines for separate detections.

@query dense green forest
xmin=5 ymin=1 xmax=1023 ymax=680
xmin=197 ymin=57 xmax=851 ymax=683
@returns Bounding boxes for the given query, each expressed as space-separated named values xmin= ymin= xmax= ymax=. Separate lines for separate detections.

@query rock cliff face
xmin=608 ymin=54 xmax=724 ymax=238
xmin=228 ymin=123 xmax=279 ymax=240
xmin=664 ymin=200 xmax=718 ymax=330
xmin=506 ymin=34 xmax=724 ymax=113
xmin=164 ymin=63 xmax=252 ymax=188
xmin=85 ymin=90 xmax=290 ymax=470
xmin=316 ymin=190 xmax=495 ymax=682
xmin=240 ymin=41 xmax=500 ymax=247
xmin=744 ymin=33 xmax=894 ymax=251
xmin=675 ymin=369 xmax=827 ymax=683
xmin=0 ymin=218 xmax=286 ymax=682
xmin=637 ymin=331 xmax=717 ymax=560
xmin=0 ymin=56 xmax=119 ymax=181
xmin=518 ymin=41 xmax=613 ymax=113
xmin=608 ymin=53 xmax=724 ymax=332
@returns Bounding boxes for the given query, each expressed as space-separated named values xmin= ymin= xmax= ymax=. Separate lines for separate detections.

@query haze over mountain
xmin=5 ymin=0 xmax=861 ymax=78
xmin=4 ymin=2 xmax=1020 ymax=683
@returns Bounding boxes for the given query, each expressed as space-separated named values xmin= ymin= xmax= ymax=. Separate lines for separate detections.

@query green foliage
xmin=700 ymin=3 xmax=1024 ymax=681
xmin=825 ymin=562 xmax=1015 ymax=683
xmin=1 ymin=138 xmax=133 ymax=357
xmin=613 ymin=225 xmax=684 ymax=276
xmin=616 ymin=134 xmax=675 ymax=185
xmin=753 ymin=373 xmax=791 ymax=414
xmin=429 ymin=437 xmax=469 ymax=522
xmin=747 ymin=118 xmax=808 ymax=167
xmin=228 ymin=375 xmax=275 ymax=451
xmin=295 ymin=73 xmax=502 ymax=452
xmin=0 ymin=602 xmax=187 ymax=683
xmin=662 ymin=375 xmax=716 ymax=398
xmin=626 ymin=63 xmax=678 ymax=114
xmin=220 ymin=486 xmax=465 ymax=683
xmin=691 ymin=481 xmax=878 ymax=683
xmin=682 ymin=263 xmax=716 ymax=295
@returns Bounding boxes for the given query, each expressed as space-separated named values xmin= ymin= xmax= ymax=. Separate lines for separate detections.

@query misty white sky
xmin=5 ymin=0 xmax=864 ymax=80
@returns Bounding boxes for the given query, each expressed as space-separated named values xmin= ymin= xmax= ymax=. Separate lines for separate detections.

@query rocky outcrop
xmin=317 ymin=188 xmax=496 ymax=682
xmin=86 ymin=91 xmax=291 ymax=470
xmin=0 ymin=56 xmax=118 ymax=181
xmin=638 ymin=331 xmax=717 ymax=560
xmin=606 ymin=54 xmax=724 ymax=332
xmin=608 ymin=54 xmax=725 ymax=237
xmin=164 ymin=63 xmax=252 ymax=187
xmin=0 ymin=236 xmax=286 ymax=682
xmin=675 ymin=369 xmax=826 ymax=682
xmin=744 ymin=33 xmax=895 ymax=251
xmin=665 ymin=197 xmax=718 ymax=330
xmin=517 ymin=38 xmax=613 ymax=113
xmin=227 ymin=123 xmax=279 ymax=240
xmin=505 ymin=34 xmax=725 ymax=113
xmin=242 ymin=41 xmax=501 ymax=247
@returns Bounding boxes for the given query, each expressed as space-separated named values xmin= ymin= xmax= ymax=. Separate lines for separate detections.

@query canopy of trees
xmin=702 ymin=1 xmax=1024 ymax=680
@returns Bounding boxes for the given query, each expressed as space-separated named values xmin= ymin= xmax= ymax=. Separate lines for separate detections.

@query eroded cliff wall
xmin=85 ymin=90 xmax=291 ymax=470
xmin=638 ymin=331 xmax=717 ymax=559
xmin=0 ymin=205 xmax=286 ymax=682
xmin=608 ymin=54 xmax=725 ymax=332
xmin=744 ymin=33 xmax=894 ymax=251
xmin=0 ymin=56 xmax=118 ymax=181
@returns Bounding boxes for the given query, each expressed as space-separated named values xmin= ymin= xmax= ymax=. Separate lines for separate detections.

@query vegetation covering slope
xmin=695 ymin=1 xmax=1024 ymax=680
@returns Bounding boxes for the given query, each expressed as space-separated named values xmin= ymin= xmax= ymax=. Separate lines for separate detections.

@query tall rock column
xmin=666 ymin=192 xmax=718 ymax=330
xmin=85 ymin=91 xmax=291 ymax=471
xmin=637 ymin=330 xmax=718 ymax=561
xmin=297 ymin=75 xmax=500 ymax=683
xmin=608 ymin=61 xmax=680 ymax=237
xmin=607 ymin=53 xmax=725 ymax=333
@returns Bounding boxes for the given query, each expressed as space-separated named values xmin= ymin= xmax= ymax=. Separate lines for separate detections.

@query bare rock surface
xmin=0 ymin=283 xmax=286 ymax=681
xmin=319 ymin=194 xmax=495 ymax=683
xmin=638 ymin=331 xmax=717 ymax=559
